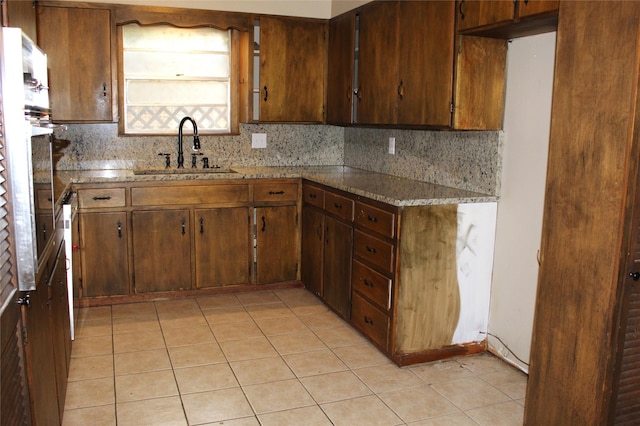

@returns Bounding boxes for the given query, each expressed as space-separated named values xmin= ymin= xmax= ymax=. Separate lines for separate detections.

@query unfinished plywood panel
xmin=396 ymin=205 xmax=460 ymax=352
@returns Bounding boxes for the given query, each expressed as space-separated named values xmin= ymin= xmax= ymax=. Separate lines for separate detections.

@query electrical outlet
xmin=252 ymin=133 xmax=267 ymax=149
xmin=388 ymin=137 xmax=396 ymax=155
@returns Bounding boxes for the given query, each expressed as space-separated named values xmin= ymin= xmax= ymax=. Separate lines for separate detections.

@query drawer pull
xmin=269 ymin=190 xmax=285 ymax=195
xmin=309 ymin=193 xmax=317 ymax=199
xmin=334 ymin=203 xmax=342 ymax=210
xmin=367 ymin=215 xmax=378 ymax=223
xmin=92 ymin=196 xmax=112 ymax=201
xmin=364 ymin=279 xmax=374 ymax=288
xmin=366 ymin=246 xmax=377 ymax=254
xmin=364 ymin=316 xmax=374 ymax=325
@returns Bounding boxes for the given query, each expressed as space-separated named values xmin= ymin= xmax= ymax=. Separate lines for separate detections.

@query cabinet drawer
xmin=351 ymin=292 xmax=389 ymax=349
xmin=355 ymin=201 xmax=396 ymax=238
xmin=354 ymin=230 xmax=394 ymax=273
xmin=352 ymin=260 xmax=392 ymax=311
xmin=78 ymin=188 xmax=126 ymax=208
xmin=131 ymin=184 xmax=249 ymax=206
xmin=253 ymin=182 xmax=298 ymax=202
xmin=302 ymin=185 xmax=324 ymax=208
xmin=325 ymin=192 xmax=354 ymax=222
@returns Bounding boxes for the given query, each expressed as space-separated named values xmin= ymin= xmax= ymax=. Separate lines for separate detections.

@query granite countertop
xmin=54 ymin=166 xmax=497 ymax=207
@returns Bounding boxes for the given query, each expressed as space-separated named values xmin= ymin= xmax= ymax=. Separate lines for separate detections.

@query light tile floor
xmin=62 ymin=288 xmax=527 ymax=426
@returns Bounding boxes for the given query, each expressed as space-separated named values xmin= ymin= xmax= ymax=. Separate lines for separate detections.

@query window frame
xmin=116 ymin=20 xmax=248 ymax=136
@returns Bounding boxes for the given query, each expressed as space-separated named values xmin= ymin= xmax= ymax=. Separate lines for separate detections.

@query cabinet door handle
xmin=459 ymin=0 xmax=465 ymax=20
xmin=200 ymin=217 xmax=204 ymax=234
xmin=364 ymin=316 xmax=374 ymax=325
xmin=397 ymin=80 xmax=404 ymax=99
xmin=269 ymin=190 xmax=285 ymax=195
xmin=102 ymin=82 xmax=107 ymax=97
xmin=366 ymin=246 xmax=377 ymax=254
xmin=92 ymin=196 xmax=112 ymax=201
xmin=181 ymin=218 xmax=186 ymax=235
xmin=355 ymin=87 xmax=362 ymax=102
xmin=367 ymin=215 xmax=378 ymax=223
xmin=261 ymin=216 xmax=266 ymax=232
xmin=263 ymin=85 xmax=268 ymax=102
xmin=117 ymin=220 xmax=122 ymax=238
xmin=364 ymin=279 xmax=374 ymax=288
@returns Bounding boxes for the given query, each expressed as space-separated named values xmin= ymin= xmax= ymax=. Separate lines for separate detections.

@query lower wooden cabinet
xmin=301 ymin=183 xmax=353 ymax=319
xmin=75 ymin=179 xmax=300 ymax=299
xmin=195 ymin=207 xmax=251 ymax=288
xmin=79 ymin=211 xmax=129 ymax=297
xmin=132 ymin=209 xmax=191 ymax=293
xmin=255 ymin=205 xmax=298 ymax=285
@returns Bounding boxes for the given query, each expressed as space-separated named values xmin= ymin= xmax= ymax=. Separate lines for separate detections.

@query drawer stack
xmin=351 ymin=200 xmax=397 ymax=351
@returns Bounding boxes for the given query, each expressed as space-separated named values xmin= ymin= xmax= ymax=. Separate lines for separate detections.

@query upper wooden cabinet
xmin=457 ymin=0 xmax=559 ymax=38
xmin=327 ymin=1 xmax=460 ymax=128
xmin=2 ymin=0 xmax=37 ymax=41
xmin=326 ymin=11 xmax=355 ymax=125
xmin=257 ymin=16 xmax=327 ymax=123
xmin=36 ymin=5 xmax=113 ymax=122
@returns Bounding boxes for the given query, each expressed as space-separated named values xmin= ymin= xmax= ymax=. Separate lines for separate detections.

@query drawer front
xmin=78 ymin=188 xmax=126 ymax=208
xmin=351 ymin=292 xmax=389 ymax=349
xmin=253 ymin=182 xmax=298 ymax=202
xmin=302 ymin=185 xmax=324 ymax=208
xmin=354 ymin=230 xmax=394 ymax=273
xmin=325 ymin=192 xmax=354 ymax=222
xmin=355 ymin=201 xmax=396 ymax=238
xmin=352 ymin=260 xmax=392 ymax=311
xmin=131 ymin=184 xmax=249 ymax=206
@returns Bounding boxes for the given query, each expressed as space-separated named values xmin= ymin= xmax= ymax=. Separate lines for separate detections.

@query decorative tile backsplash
xmin=53 ymin=123 xmax=502 ymax=195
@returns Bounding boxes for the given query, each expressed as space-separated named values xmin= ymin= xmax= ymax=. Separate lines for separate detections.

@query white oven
xmin=62 ymin=191 xmax=78 ymax=339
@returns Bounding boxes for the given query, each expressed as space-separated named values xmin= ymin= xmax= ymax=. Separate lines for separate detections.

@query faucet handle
xmin=202 ymin=157 xmax=209 ymax=169
xmin=158 ymin=152 xmax=171 ymax=168
xmin=191 ymin=152 xmax=203 ymax=168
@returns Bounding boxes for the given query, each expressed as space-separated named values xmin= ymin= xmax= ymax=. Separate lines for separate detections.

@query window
xmin=121 ymin=24 xmax=233 ymax=134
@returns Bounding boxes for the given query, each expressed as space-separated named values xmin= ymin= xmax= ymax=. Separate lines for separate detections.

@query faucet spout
xmin=177 ymin=116 xmax=200 ymax=168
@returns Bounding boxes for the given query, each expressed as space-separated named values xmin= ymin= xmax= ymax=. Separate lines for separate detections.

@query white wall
xmin=61 ymin=0 xmax=370 ymax=18
xmin=488 ymin=32 xmax=556 ymax=373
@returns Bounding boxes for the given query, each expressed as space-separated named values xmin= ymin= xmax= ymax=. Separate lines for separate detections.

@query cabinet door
xmin=255 ymin=205 xmax=298 ymax=284
xmin=301 ymin=205 xmax=324 ymax=297
xmin=132 ymin=210 xmax=191 ymax=293
xmin=195 ymin=207 xmax=251 ymax=288
xmin=456 ymin=0 xmax=515 ymax=31
xmin=397 ymin=0 xmax=455 ymax=127
xmin=37 ymin=6 xmax=112 ymax=122
xmin=4 ymin=0 xmax=37 ymax=41
xmin=23 ymin=278 xmax=59 ymax=426
xmin=356 ymin=1 xmax=399 ymax=125
xmin=452 ymin=35 xmax=507 ymax=130
xmin=48 ymin=248 xmax=70 ymax=421
xmin=259 ymin=17 xmax=326 ymax=122
xmin=323 ymin=216 xmax=353 ymax=319
xmin=518 ymin=0 xmax=559 ymax=18
xmin=79 ymin=212 xmax=129 ymax=297
xmin=326 ymin=11 xmax=355 ymax=125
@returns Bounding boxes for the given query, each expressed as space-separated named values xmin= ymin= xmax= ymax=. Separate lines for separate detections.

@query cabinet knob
xmin=630 ymin=271 xmax=640 ymax=281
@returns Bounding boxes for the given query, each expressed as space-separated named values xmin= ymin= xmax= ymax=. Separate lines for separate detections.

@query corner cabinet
xmin=256 ymin=16 xmax=327 ymax=123
xmin=36 ymin=5 xmax=113 ymax=122
xmin=301 ymin=180 xmax=497 ymax=366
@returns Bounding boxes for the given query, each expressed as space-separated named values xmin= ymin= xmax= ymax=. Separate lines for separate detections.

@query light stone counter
xmin=55 ymin=166 xmax=496 ymax=207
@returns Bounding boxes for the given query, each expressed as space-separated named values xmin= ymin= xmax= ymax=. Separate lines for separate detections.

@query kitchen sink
xmin=133 ymin=167 xmax=237 ymax=175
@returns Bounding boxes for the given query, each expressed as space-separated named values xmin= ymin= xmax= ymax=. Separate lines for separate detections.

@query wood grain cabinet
xmin=354 ymin=0 xmax=456 ymax=127
xmin=78 ymin=187 xmax=129 ymax=297
xmin=326 ymin=11 xmax=355 ymax=125
xmin=257 ymin=16 xmax=326 ymax=123
xmin=301 ymin=182 xmax=353 ymax=319
xmin=2 ymin=0 xmax=37 ymax=41
xmin=36 ymin=5 xmax=112 ymax=122
xmin=456 ymin=0 xmax=559 ymax=37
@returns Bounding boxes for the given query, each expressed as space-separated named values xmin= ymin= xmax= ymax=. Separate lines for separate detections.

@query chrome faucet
xmin=177 ymin=117 xmax=201 ymax=168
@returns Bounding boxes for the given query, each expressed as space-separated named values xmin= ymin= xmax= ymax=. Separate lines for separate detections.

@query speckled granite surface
xmin=51 ymin=123 xmax=503 ymax=197
xmin=57 ymin=166 xmax=496 ymax=207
